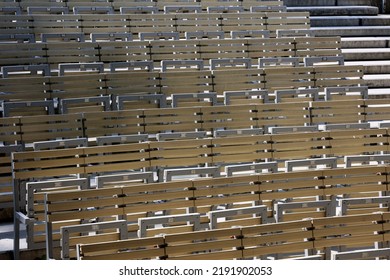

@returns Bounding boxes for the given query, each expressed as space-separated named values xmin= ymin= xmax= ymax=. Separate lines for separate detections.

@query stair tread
xmin=345 ymin=60 xmax=390 ymax=65
xmin=342 ymin=48 xmax=390 ymax=53
xmin=287 ymin=6 xmax=378 ymax=16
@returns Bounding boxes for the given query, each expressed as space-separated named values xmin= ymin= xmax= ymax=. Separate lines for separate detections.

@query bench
xmin=208 ymin=205 xmax=269 ymax=229
xmin=0 ymin=37 xmax=345 ymax=71
xmin=114 ymin=94 xmax=166 ymax=110
xmin=60 ymin=220 xmax=128 ymax=259
xmin=59 ymin=96 xmax=111 ymax=114
xmin=44 ymin=187 xmax=124 ymax=259
xmin=0 ymin=43 xmax=46 ymax=68
xmin=224 ymin=90 xmax=268 ymax=105
xmin=11 ymin=151 xmax=389 ymax=256
xmin=268 ymin=125 xmax=318 ymax=134
xmin=312 ymin=213 xmax=385 ymax=259
xmin=364 ymin=98 xmax=390 ymax=123
xmin=206 ymin=6 xmax=244 ymax=13
xmin=164 ymin=5 xmax=202 ymax=14
xmin=164 ymin=227 xmax=242 ymax=260
xmin=321 ymin=166 xmax=389 ymax=199
xmin=161 ymin=60 xmax=204 ymax=72
xmin=138 ymin=213 xmax=201 ymax=237
xmin=27 ymin=6 xmax=69 ymax=15
xmin=340 ymin=196 xmax=390 ymax=216
xmin=295 ymin=36 xmax=342 ymax=60
xmin=45 ymin=43 xmax=100 ymax=71
xmin=259 ymin=57 xmax=300 ymax=68
xmin=310 ymin=100 xmax=366 ymax=125
xmin=142 ymin=106 xmax=203 ymax=134
xmin=313 ymin=65 xmax=364 ymax=89
xmin=77 ymin=236 xmax=166 ymax=260
xmin=344 ymin=154 xmax=390 ymax=168
xmin=285 ymin=157 xmax=338 ymax=172
xmin=191 ymin=175 xmax=263 ymax=219
xmin=171 ymin=92 xmax=217 ymax=107
xmin=95 ymin=171 xmax=154 ymax=188
xmin=1 ymin=65 xmax=51 ymax=78
xmin=210 ymin=58 xmax=252 ymax=70
xmin=213 ymin=128 xmax=263 ymax=138
xmin=72 ymin=6 xmax=114 ymax=15
xmin=18 ymin=113 xmax=84 ymax=145
xmin=328 ymin=128 xmax=388 ymax=158
xmin=264 ymin=66 xmax=315 ymax=91
xmin=263 ymin=12 xmax=310 ymax=37
xmin=270 ymin=130 xmax=331 ymax=162
xmin=257 ymin=101 xmax=311 ymax=130
xmin=110 ymin=61 xmax=154 ymax=73
xmin=321 ymin=123 xmax=370 ymax=131
xmin=274 ymin=199 xmax=337 ymax=222
xmin=14 ymin=177 xmax=89 ymax=259
xmin=139 ymin=31 xmax=180 ymax=41
xmin=0 ymin=34 xmax=36 ymax=44
xmin=156 ymin=131 xmax=207 ymax=141
xmin=164 ymin=166 xmax=221 ymax=182
xmin=274 ymin=88 xmax=320 ymax=103
xmin=230 ymin=30 xmax=270 ymax=39
xmin=331 ymin=248 xmax=390 ymax=260
xmin=325 ymin=85 xmax=368 ymax=101
xmin=0 ymin=145 xmax=23 ymax=208
xmin=90 ymin=32 xmax=132 ymax=42
xmin=241 ymin=219 xmax=314 ymax=259
xmin=32 ymin=138 xmax=88 ymax=151
xmin=225 ymin=162 xmax=278 ymax=177
xmin=58 ymin=62 xmax=104 ymax=76
xmin=185 ymin=31 xmax=224 ymax=40
xmin=0 ymin=6 xmax=21 ymax=15
xmin=120 ymin=6 xmax=159 ymax=14
xmin=2 ymin=103 xmax=387 ymax=148
xmin=82 ymin=110 xmax=143 ymax=138
xmin=211 ymin=134 xmax=272 ymax=166
xmin=304 ymin=56 xmax=344 ymax=67
xmin=79 ymin=227 xmax=242 ymax=260
xmin=159 ymin=70 xmax=213 ymax=95
xmin=2 ymin=100 xmax=55 ymax=117
xmin=246 ymin=37 xmax=295 ymax=62
xmin=76 ymin=212 xmax=390 ymax=260
xmin=276 ymin=29 xmax=314 ymax=37
xmin=41 ymin=33 xmax=85 ymax=43
xmin=212 ymin=68 xmax=265 ymax=94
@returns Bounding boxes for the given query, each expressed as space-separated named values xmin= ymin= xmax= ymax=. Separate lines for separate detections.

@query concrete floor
xmin=0 ymin=222 xmax=26 ymax=259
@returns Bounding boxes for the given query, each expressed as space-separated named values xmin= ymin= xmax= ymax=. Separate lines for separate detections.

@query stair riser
xmin=341 ymin=40 xmax=389 ymax=49
xmin=311 ymin=18 xmax=390 ymax=27
xmin=284 ymin=0 xmax=378 ymax=6
xmin=313 ymin=28 xmax=390 ymax=37
xmin=287 ymin=7 xmax=378 ymax=16
xmin=343 ymin=52 xmax=390 ymax=61
xmin=362 ymin=65 xmax=390 ymax=74
xmin=364 ymin=78 xmax=390 ymax=88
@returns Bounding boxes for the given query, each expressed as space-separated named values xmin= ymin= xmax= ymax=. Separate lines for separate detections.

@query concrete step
xmin=342 ymin=48 xmax=390 ymax=60
xmin=363 ymin=74 xmax=390 ymax=88
xmin=284 ymin=0 xmax=380 ymax=6
xmin=341 ymin=37 xmax=390 ymax=48
xmin=287 ymin=6 xmax=378 ymax=16
xmin=312 ymin=26 xmax=390 ymax=37
xmin=311 ymin=15 xmax=390 ymax=27
xmin=345 ymin=60 xmax=390 ymax=74
xmin=367 ymin=88 xmax=390 ymax=98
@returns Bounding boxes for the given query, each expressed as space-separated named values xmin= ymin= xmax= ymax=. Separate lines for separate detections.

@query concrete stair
xmin=284 ymin=0 xmax=390 ymax=93
xmin=287 ymin=6 xmax=379 ymax=16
